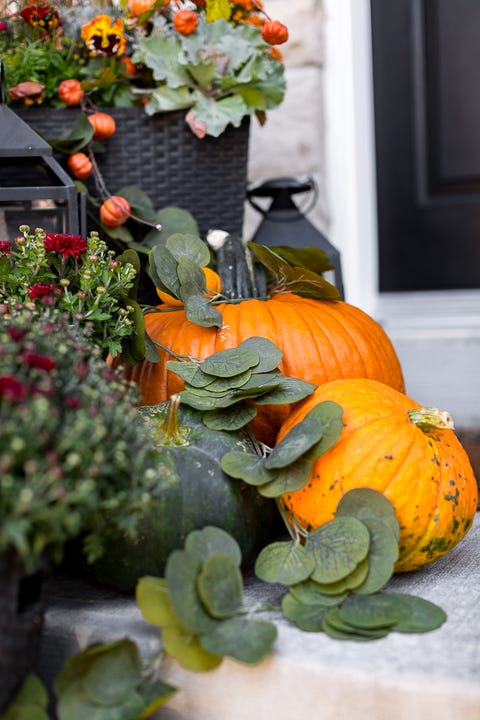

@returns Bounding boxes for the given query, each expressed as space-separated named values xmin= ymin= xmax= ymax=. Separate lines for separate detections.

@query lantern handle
xmin=0 ymin=60 xmax=5 ymax=104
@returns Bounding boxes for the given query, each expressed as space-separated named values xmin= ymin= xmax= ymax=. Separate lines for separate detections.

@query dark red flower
xmin=28 ymin=282 xmax=55 ymax=300
xmin=20 ymin=3 xmax=60 ymax=35
xmin=43 ymin=233 xmax=87 ymax=258
xmin=0 ymin=21 xmax=8 ymax=31
xmin=0 ymin=240 xmax=11 ymax=254
xmin=66 ymin=396 xmax=82 ymax=409
xmin=22 ymin=352 xmax=56 ymax=372
xmin=6 ymin=326 xmax=25 ymax=341
xmin=0 ymin=375 xmax=26 ymax=401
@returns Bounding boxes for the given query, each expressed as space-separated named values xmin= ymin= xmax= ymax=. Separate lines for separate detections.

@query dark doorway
xmin=371 ymin=0 xmax=480 ymax=292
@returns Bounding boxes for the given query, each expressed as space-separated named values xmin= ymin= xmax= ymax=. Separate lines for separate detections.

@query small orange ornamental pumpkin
xmin=88 ymin=111 xmax=116 ymax=141
xmin=156 ymin=267 xmax=222 ymax=307
xmin=67 ymin=152 xmax=93 ymax=180
xmin=261 ymin=20 xmax=289 ymax=45
xmin=127 ymin=0 xmax=156 ymax=15
xmin=173 ymin=8 xmax=199 ymax=35
xmin=58 ymin=78 xmax=84 ymax=106
xmin=278 ymin=378 xmax=478 ymax=572
xmin=99 ymin=196 xmax=131 ymax=227
xmin=122 ymin=293 xmax=405 ymax=446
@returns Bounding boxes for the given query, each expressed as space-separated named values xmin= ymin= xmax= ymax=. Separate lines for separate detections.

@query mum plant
xmin=0 ymin=0 xmax=288 ymax=137
xmin=0 ymin=306 xmax=160 ymax=571
xmin=0 ymin=225 xmax=149 ymax=362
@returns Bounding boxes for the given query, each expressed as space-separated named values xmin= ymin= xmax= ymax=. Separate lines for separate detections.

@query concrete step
xmin=36 ymin=514 xmax=480 ymax=720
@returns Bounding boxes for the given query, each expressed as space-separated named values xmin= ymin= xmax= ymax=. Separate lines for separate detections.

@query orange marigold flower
xmin=173 ymin=8 xmax=199 ymax=35
xmin=81 ymin=14 xmax=127 ymax=57
xmin=261 ymin=20 xmax=288 ymax=45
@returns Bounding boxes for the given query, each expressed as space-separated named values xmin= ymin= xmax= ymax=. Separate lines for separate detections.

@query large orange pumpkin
xmin=278 ymin=378 xmax=478 ymax=572
xmin=121 ymin=293 xmax=405 ymax=446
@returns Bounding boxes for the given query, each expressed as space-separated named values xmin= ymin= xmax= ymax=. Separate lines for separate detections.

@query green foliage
xmin=136 ymin=526 xmax=277 ymax=669
xmin=0 ymin=308 xmax=160 ymax=569
xmin=254 ymin=489 xmax=447 ymax=640
xmin=54 ymin=639 xmax=175 ymax=720
xmin=2 ymin=641 xmax=176 ymax=720
xmin=166 ymin=337 xmax=316 ymax=433
xmin=135 ymin=18 xmax=286 ymax=137
xmin=221 ymin=398 xmax=344 ymax=496
xmin=248 ymin=242 xmax=341 ymax=301
xmin=0 ymin=226 xmax=142 ymax=361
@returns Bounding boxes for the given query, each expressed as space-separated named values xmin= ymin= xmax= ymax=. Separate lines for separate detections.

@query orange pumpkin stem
xmin=408 ymin=407 xmax=455 ymax=432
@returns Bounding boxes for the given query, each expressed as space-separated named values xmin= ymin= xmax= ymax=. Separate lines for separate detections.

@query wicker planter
xmin=0 ymin=550 xmax=50 ymax=712
xmin=17 ymin=107 xmax=250 ymax=238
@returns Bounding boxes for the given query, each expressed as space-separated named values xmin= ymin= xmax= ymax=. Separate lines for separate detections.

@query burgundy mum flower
xmin=44 ymin=233 xmax=87 ymax=258
xmin=0 ymin=375 xmax=26 ymax=401
xmin=0 ymin=240 xmax=11 ymax=254
xmin=6 ymin=326 xmax=25 ymax=341
xmin=28 ymin=282 xmax=55 ymax=300
xmin=22 ymin=352 xmax=56 ymax=372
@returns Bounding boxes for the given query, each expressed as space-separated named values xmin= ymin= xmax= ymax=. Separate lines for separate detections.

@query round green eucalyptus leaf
xmin=203 ymin=402 xmax=258 ymax=431
xmin=303 ymin=401 xmax=344 ymax=459
xmin=307 ymin=516 xmax=371 ymax=585
xmin=254 ymin=377 xmax=317 ymax=406
xmin=149 ymin=244 xmax=180 ymax=296
xmin=281 ymin=592 xmax=328 ymax=632
xmin=185 ymin=526 xmax=242 ymax=566
xmin=82 ymin=641 xmax=142 ymax=707
xmin=165 ymin=361 xmax=211 ymax=387
xmin=354 ymin=517 xmax=398 ymax=595
xmin=257 ymin=458 xmax=312 ymax=498
xmin=201 ymin=346 xmax=260 ymax=378
xmin=165 ymin=549 xmax=217 ymax=633
xmin=238 ymin=337 xmax=283 ymax=373
xmin=254 ymin=540 xmax=315 ymax=585
xmin=205 ymin=369 xmax=253 ymax=392
xmin=265 ymin=416 xmax=326 ymax=470
xmin=237 ymin=371 xmax=282 ymax=393
xmin=162 ymin=625 xmax=222 ymax=672
xmin=197 ymin=553 xmax=244 ymax=619
xmin=136 ymin=577 xmax=180 ymax=629
xmin=220 ymin=450 xmax=274 ymax=486
xmin=339 ymin=593 xmax=412 ymax=630
xmin=183 ymin=383 xmax=237 ymax=398
xmin=335 ymin=488 xmax=400 ymax=542
xmin=323 ymin=607 xmax=390 ymax=640
xmin=289 ymin=580 xmax=347 ymax=606
xmin=313 ymin=556 xmax=370 ymax=595
xmin=184 ymin=293 xmax=223 ymax=328
xmin=386 ymin=593 xmax=447 ymax=633
xmin=178 ymin=390 xmax=230 ymax=411
xmin=199 ymin=617 xmax=277 ymax=665
xmin=166 ymin=233 xmax=210 ymax=267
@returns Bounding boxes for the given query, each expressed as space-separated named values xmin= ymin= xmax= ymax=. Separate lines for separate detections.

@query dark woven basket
xmin=17 ymin=107 xmax=250 ymax=237
xmin=0 ymin=550 xmax=50 ymax=712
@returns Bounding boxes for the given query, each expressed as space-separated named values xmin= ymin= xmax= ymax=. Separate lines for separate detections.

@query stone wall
xmin=245 ymin=0 xmax=328 ymax=240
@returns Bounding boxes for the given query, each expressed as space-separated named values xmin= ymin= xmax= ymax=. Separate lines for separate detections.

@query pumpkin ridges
xmin=278 ymin=378 xmax=477 ymax=572
xmin=397 ymin=430 xmax=477 ymax=571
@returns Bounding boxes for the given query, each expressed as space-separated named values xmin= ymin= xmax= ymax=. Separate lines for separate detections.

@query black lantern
xmin=247 ymin=176 xmax=345 ymax=300
xmin=0 ymin=62 xmax=85 ymax=240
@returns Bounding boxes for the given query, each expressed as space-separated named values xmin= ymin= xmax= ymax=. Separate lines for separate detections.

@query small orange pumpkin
xmin=173 ymin=8 xmax=199 ymax=35
xmin=58 ymin=79 xmax=84 ymax=106
xmin=99 ymin=196 xmax=131 ymax=227
xmin=128 ymin=0 xmax=155 ymax=15
xmin=67 ymin=152 xmax=93 ymax=180
xmin=156 ymin=267 xmax=222 ymax=307
xmin=261 ymin=20 xmax=289 ymax=45
xmin=119 ymin=294 xmax=405 ymax=446
xmin=88 ymin=112 xmax=116 ymax=141
xmin=278 ymin=378 xmax=478 ymax=572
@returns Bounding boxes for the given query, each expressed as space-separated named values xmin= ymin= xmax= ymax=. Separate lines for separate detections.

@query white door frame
xmin=323 ymin=0 xmax=480 ymax=427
